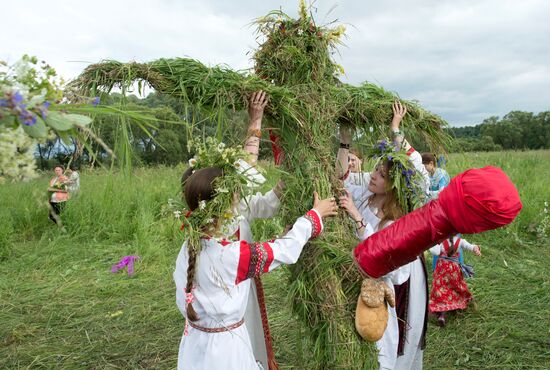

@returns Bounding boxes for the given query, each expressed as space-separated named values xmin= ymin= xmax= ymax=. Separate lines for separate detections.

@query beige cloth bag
xmin=355 ymin=278 xmax=395 ymax=342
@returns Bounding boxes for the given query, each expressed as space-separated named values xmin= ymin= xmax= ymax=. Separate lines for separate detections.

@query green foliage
xmin=0 ymin=211 xmax=14 ymax=260
xmin=253 ymin=5 xmax=346 ymax=86
xmin=449 ymin=110 xmax=550 ymax=152
xmin=0 ymin=56 xmax=91 ymax=138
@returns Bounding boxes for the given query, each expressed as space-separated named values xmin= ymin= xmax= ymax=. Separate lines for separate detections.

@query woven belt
xmin=188 ymin=318 xmax=245 ymax=333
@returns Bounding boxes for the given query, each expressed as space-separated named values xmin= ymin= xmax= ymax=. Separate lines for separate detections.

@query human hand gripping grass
xmin=281 ymin=191 xmax=338 ymax=237
xmin=312 ymin=191 xmax=338 ymax=218
xmin=247 ymin=90 xmax=268 ymax=130
xmin=245 ymin=90 xmax=268 ymax=165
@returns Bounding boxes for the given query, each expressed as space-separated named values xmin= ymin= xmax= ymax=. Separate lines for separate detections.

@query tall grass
xmin=1 ymin=150 xmax=550 ymax=368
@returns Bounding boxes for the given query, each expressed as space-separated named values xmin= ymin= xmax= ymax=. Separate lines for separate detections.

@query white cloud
xmin=2 ymin=0 xmax=548 ymax=126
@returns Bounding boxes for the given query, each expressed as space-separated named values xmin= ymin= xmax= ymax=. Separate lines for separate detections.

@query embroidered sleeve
xmin=236 ymin=241 xmax=275 ymax=284
xmin=234 ymin=209 xmax=322 ymax=284
xmin=304 ymin=209 xmax=323 ymax=238
xmin=339 ymin=168 xmax=350 ymax=181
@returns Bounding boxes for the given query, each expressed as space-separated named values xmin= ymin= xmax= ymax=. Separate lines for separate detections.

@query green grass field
xmin=1 ymin=151 xmax=550 ymax=369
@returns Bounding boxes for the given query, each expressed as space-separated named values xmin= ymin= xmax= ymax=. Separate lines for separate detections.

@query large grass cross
xmin=74 ymin=3 xmax=448 ymax=367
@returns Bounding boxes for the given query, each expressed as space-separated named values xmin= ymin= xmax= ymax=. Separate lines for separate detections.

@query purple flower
xmin=92 ymin=96 xmax=100 ymax=107
xmin=19 ymin=108 xmax=37 ymax=126
xmin=12 ymin=92 xmax=24 ymax=104
xmin=111 ymin=255 xmax=140 ymax=276
xmin=377 ymin=140 xmax=388 ymax=151
xmin=1 ymin=91 xmax=25 ymax=109
xmin=37 ymin=101 xmax=51 ymax=120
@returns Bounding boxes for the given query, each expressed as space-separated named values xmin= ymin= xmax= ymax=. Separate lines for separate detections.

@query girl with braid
xmin=173 ymin=151 xmax=338 ymax=369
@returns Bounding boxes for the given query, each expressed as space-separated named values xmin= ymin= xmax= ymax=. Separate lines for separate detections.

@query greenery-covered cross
xmin=73 ymin=2 xmax=448 ymax=367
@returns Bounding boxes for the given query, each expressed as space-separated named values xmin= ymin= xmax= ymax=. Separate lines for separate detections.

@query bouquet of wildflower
xmin=367 ymin=139 xmax=427 ymax=213
xmin=0 ymin=55 xmax=94 ymax=137
xmin=180 ymin=137 xmax=264 ymax=251
xmin=52 ymin=180 xmax=67 ymax=191
xmin=0 ymin=56 xmax=94 ymax=183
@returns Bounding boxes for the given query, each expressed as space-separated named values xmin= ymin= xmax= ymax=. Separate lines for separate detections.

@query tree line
xmin=448 ymin=111 xmax=550 ymax=152
xmin=35 ymin=96 xmax=550 ymax=170
xmin=35 ymin=93 xmax=255 ymax=170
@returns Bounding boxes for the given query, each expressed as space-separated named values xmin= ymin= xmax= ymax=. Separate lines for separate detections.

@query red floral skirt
xmin=429 ymin=259 xmax=472 ymax=313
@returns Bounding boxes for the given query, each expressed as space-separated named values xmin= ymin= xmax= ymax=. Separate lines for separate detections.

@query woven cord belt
xmin=188 ymin=318 xmax=245 ymax=333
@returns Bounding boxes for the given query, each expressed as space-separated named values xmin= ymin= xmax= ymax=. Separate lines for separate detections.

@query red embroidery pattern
xmin=304 ymin=210 xmax=322 ymax=238
xmin=236 ymin=241 xmax=274 ymax=284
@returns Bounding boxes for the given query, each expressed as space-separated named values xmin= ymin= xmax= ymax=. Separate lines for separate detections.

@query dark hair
xmin=181 ymin=167 xmax=223 ymax=210
xmin=421 ymin=153 xmax=436 ymax=165
xmin=180 ymin=166 xmax=224 ymax=321
xmin=54 ymin=165 xmax=65 ymax=171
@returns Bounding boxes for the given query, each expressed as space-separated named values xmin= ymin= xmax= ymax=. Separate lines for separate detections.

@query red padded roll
xmin=354 ymin=166 xmax=522 ymax=278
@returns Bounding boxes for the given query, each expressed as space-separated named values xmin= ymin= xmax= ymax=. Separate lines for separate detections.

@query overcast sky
xmin=2 ymin=0 xmax=549 ymax=126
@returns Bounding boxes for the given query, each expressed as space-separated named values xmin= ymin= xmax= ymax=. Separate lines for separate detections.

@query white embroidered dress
xmin=174 ymin=208 xmax=322 ymax=370
xmin=345 ymin=149 xmax=429 ymax=370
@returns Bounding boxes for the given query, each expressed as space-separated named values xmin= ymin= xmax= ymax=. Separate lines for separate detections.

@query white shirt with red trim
xmin=343 ymin=167 xmax=427 ymax=370
xmin=174 ymin=209 xmax=322 ymax=370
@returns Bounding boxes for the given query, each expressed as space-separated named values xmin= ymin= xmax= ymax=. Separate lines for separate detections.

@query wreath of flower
xmin=366 ymin=139 xmax=427 ymax=214
xmin=178 ymin=137 xmax=264 ymax=251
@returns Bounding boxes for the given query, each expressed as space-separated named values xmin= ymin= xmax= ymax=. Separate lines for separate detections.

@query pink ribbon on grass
xmin=111 ymin=255 xmax=140 ymax=276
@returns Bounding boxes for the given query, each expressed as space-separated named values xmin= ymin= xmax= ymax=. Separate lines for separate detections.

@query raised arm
xmin=244 ymin=90 xmax=268 ymax=166
xmin=390 ymin=101 xmax=430 ymax=191
xmin=336 ymin=124 xmax=352 ymax=179
xmin=339 ymin=189 xmax=375 ymax=240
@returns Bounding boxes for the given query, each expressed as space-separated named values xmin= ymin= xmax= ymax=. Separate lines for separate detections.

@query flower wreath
xmin=179 ymin=137 xmax=266 ymax=249
xmin=366 ymin=139 xmax=426 ymax=214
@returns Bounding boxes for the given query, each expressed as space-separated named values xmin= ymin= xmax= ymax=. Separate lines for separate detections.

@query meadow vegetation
xmin=1 ymin=150 xmax=549 ymax=369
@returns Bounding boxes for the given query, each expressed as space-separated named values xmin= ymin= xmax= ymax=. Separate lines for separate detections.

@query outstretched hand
xmin=473 ymin=245 xmax=482 ymax=256
xmin=248 ymin=90 xmax=268 ymax=129
xmin=391 ymin=100 xmax=407 ymax=130
xmin=313 ymin=191 xmax=338 ymax=218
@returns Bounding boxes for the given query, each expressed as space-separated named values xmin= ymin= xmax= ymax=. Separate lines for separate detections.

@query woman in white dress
xmin=337 ymin=101 xmax=430 ymax=370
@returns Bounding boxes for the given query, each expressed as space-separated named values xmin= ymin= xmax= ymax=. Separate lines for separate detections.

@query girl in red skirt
xmin=428 ymin=235 xmax=481 ymax=327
